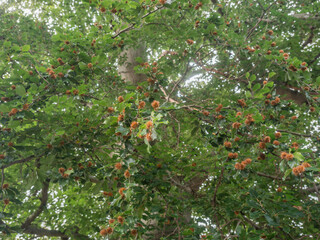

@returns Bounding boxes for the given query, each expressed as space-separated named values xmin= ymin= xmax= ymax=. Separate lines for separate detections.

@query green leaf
xmin=116 ymin=126 xmax=130 ymax=135
xmin=245 ymin=72 xmax=250 ymax=79
xmin=245 ymin=91 xmax=251 ymax=98
xmin=3 ymin=41 xmax=11 ymax=47
xmin=265 ymin=214 xmax=278 ymax=226
xmin=293 ymin=152 xmax=304 ymax=161
xmin=56 ymin=130 xmax=65 ymax=135
xmin=78 ymin=62 xmax=87 ymax=70
xmin=12 ymin=44 xmax=20 ymax=51
xmin=288 ymin=158 xmax=299 ymax=168
xmin=250 ymin=74 xmax=256 ymax=82
xmin=0 ymin=104 xmax=9 ymax=113
xmin=265 ymin=81 xmax=274 ymax=87
xmin=252 ymin=83 xmax=261 ymax=92
xmin=22 ymin=45 xmax=30 ymax=52
xmin=268 ymin=72 xmax=276 ymax=79
xmin=279 ymin=160 xmax=286 ymax=172
xmin=283 ymin=169 xmax=291 ymax=180
xmin=16 ymin=85 xmax=26 ymax=96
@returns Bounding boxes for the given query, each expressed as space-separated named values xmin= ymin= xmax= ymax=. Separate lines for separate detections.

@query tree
xmin=0 ymin=0 xmax=320 ymax=239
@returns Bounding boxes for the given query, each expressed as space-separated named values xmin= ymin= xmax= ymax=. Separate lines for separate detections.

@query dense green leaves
xmin=0 ymin=0 xmax=319 ymax=239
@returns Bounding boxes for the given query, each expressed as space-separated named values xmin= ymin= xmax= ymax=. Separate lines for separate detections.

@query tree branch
xmin=276 ymin=129 xmax=313 ymax=138
xmin=168 ymin=61 xmax=192 ymax=100
xmin=23 ymin=225 xmax=91 ymax=239
xmin=212 ymin=167 xmax=225 ymax=207
xmin=242 ymin=215 xmax=262 ymax=230
xmin=22 ymin=180 xmax=50 ymax=229
xmin=245 ymin=2 xmax=276 ymax=41
xmin=257 ymin=172 xmax=282 ymax=180
xmin=308 ymin=52 xmax=320 ymax=66
xmin=112 ymin=6 xmax=164 ymax=39
xmin=301 ymin=185 xmax=320 ymax=193
xmin=302 ymin=26 xmax=315 ymax=48
xmin=0 ymin=153 xmax=45 ymax=169
xmin=18 ymin=179 xmax=91 ymax=239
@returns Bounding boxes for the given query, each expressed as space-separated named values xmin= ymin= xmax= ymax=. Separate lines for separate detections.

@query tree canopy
xmin=0 ymin=0 xmax=320 ymax=239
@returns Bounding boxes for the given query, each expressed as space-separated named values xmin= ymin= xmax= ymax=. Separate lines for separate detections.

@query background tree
xmin=0 ymin=0 xmax=320 ymax=239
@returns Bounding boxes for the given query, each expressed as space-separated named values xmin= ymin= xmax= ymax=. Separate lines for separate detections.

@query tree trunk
xmin=117 ymin=44 xmax=193 ymax=239
xmin=118 ymin=44 xmax=147 ymax=84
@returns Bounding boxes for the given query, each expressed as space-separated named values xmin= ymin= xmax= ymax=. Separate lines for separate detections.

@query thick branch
xmin=22 ymin=180 xmax=50 ymax=229
xmin=23 ymin=226 xmax=66 ymax=238
xmin=23 ymin=225 xmax=91 ymax=239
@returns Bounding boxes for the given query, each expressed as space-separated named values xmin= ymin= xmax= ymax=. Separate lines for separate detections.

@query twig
xmin=309 ymin=52 xmax=320 ymax=66
xmin=212 ymin=167 xmax=225 ymax=207
xmin=276 ymin=129 xmax=313 ymax=138
xmin=242 ymin=215 xmax=261 ymax=230
xmin=245 ymin=2 xmax=276 ymax=41
xmin=112 ymin=6 xmax=164 ymax=39
xmin=34 ymin=66 xmax=49 ymax=84
xmin=158 ymin=84 xmax=179 ymax=104
xmin=302 ymin=26 xmax=315 ymax=48
xmin=166 ymin=170 xmax=193 ymax=194
xmin=257 ymin=172 xmax=282 ymax=180
xmin=168 ymin=61 xmax=191 ymax=99
xmin=312 ymin=182 xmax=320 ymax=201
xmin=302 ymin=185 xmax=320 ymax=194
xmin=168 ymin=112 xmax=181 ymax=148
xmin=1 ymin=169 xmax=4 ymax=200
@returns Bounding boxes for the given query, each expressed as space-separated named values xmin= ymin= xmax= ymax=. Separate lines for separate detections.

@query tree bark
xmin=118 ymin=44 xmax=148 ymax=84
xmin=275 ymin=85 xmax=308 ymax=105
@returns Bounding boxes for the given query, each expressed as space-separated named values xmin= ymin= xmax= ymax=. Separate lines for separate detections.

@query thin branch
xmin=276 ymin=129 xmax=313 ymax=138
xmin=168 ymin=112 xmax=181 ymax=148
xmin=111 ymin=24 xmax=135 ymax=39
xmin=168 ymin=61 xmax=191 ymax=99
xmin=88 ymin=175 xmax=101 ymax=183
xmin=242 ymin=215 xmax=262 ymax=230
xmin=302 ymin=26 xmax=315 ymax=48
xmin=1 ymin=169 xmax=4 ymax=199
xmin=158 ymin=84 xmax=179 ymax=104
xmin=309 ymin=52 xmax=320 ymax=66
xmin=257 ymin=172 xmax=282 ymax=180
xmin=302 ymin=185 xmax=320 ymax=193
xmin=245 ymin=2 xmax=276 ymax=41
xmin=0 ymin=153 xmax=45 ymax=170
xmin=166 ymin=170 xmax=193 ymax=194
xmin=312 ymin=182 xmax=320 ymax=201
xmin=34 ymin=66 xmax=49 ymax=84
xmin=112 ymin=6 xmax=164 ymax=39
xmin=212 ymin=167 xmax=225 ymax=207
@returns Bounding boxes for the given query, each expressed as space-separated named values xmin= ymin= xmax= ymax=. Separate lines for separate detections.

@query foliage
xmin=0 ymin=0 xmax=320 ymax=239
